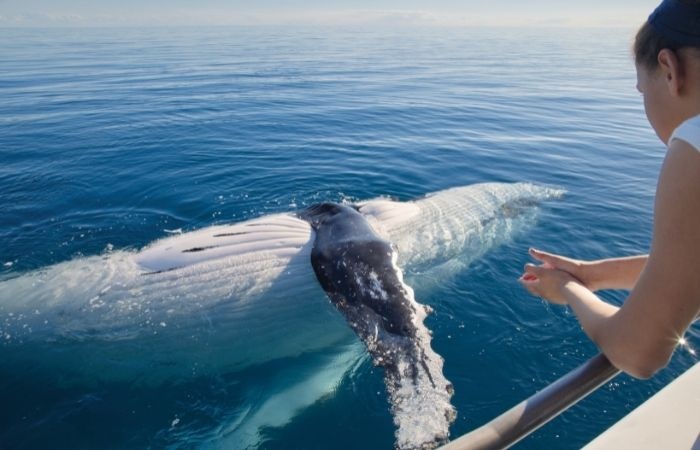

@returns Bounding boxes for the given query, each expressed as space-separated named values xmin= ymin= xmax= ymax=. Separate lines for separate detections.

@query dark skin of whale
xmin=298 ymin=202 xmax=435 ymax=386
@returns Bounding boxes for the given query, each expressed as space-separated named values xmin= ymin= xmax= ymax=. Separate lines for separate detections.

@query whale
xmin=0 ymin=182 xmax=563 ymax=449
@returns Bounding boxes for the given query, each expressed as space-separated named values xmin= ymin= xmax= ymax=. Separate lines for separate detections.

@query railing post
xmin=439 ymin=353 xmax=621 ymax=450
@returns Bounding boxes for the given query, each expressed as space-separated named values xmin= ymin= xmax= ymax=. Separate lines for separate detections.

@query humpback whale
xmin=0 ymin=182 xmax=563 ymax=450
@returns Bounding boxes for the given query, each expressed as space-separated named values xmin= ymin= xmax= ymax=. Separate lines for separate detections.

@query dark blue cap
xmin=649 ymin=0 xmax=700 ymax=46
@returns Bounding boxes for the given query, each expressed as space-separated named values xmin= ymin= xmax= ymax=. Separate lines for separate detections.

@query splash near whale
xmin=0 ymin=182 xmax=563 ymax=449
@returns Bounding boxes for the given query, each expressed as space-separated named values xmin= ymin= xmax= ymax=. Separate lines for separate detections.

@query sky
xmin=0 ymin=0 xmax=661 ymax=28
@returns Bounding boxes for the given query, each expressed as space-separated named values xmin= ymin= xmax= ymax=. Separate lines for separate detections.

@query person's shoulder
xmin=659 ymin=138 xmax=700 ymax=219
xmin=664 ymin=137 xmax=700 ymax=183
xmin=657 ymin=136 xmax=700 ymax=221
xmin=669 ymin=114 xmax=700 ymax=153
xmin=668 ymin=136 xmax=700 ymax=158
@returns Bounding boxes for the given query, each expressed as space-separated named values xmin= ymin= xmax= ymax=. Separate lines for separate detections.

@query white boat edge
xmin=583 ymin=361 xmax=700 ymax=450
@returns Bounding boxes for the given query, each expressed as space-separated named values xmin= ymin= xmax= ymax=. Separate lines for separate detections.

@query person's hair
xmin=634 ymin=0 xmax=700 ymax=69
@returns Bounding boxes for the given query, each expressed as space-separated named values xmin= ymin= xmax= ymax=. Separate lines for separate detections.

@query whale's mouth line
xmin=141 ymin=267 xmax=177 ymax=276
xmin=182 ymin=246 xmax=217 ymax=253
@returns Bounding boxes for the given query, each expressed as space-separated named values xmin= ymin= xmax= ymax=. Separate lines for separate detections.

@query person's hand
xmin=519 ymin=261 xmax=581 ymax=305
xmin=526 ymin=248 xmax=601 ymax=291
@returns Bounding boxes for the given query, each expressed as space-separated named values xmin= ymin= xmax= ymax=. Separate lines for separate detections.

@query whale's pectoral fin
xmin=300 ymin=202 xmax=456 ymax=449
xmin=329 ymin=291 xmax=456 ymax=450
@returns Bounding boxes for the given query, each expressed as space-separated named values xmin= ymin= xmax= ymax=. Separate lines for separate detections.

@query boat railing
xmin=437 ymin=353 xmax=621 ymax=450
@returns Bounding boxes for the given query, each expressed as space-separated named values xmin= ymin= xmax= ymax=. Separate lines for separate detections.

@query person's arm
xmin=522 ymin=140 xmax=700 ymax=378
xmin=583 ymin=255 xmax=648 ymax=290
xmin=529 ymin=249 xmax=648 ymax=291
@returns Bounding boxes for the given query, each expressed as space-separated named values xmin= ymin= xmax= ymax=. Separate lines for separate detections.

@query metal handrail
xmin=438 ymin=353 xmax=621 ymax=450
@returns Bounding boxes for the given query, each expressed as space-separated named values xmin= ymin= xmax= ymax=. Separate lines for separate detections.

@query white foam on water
xmin=386 ymin=252 xmax=456 ymax=450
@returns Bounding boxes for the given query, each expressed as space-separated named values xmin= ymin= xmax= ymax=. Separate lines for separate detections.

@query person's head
xmin=635 ymin=0 xmax=700 ymax=143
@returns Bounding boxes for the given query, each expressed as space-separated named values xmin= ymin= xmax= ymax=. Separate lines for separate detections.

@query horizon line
xmin=0 ymin=9 xmax=649 ymax=29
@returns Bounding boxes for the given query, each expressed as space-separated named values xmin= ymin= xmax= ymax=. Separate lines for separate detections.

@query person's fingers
xmin=529 ymin=248 xmax=573 ymax=271
xmin=529 ymin=248 xmax=557 ymax=263
xmin=521 ymin=273 xmax=538 ymax=281
xmin=523 ymin=263 xmax=544 ymax=277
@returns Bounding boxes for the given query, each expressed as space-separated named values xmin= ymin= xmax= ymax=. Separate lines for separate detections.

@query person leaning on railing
xmin=519 ymin=0 xmax=700 ymax=379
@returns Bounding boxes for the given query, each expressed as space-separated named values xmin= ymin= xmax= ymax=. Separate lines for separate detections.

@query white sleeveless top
xmin=669 ymin=115 xmax=700 ymax=151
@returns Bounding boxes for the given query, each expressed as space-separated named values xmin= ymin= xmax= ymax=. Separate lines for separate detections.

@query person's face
xmin=636 ymin=60 xmax=677 ymax=144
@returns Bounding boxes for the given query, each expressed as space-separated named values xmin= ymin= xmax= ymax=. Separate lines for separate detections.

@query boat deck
xmin=583 ymin=362 xmax=700 ymax=450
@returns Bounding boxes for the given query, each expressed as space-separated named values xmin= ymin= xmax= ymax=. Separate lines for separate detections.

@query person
xmin=519 ymin=0 xmax=700 ymax=379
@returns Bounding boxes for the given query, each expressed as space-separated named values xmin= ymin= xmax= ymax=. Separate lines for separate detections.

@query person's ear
xmin=658 ymin=48 xmax=684 ymax=95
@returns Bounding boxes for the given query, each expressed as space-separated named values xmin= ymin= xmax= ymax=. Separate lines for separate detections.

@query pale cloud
xmin=0 ymin=12 xmax=86 ymax=25
xmin=287 ymin=9 xmax=648 ymax=28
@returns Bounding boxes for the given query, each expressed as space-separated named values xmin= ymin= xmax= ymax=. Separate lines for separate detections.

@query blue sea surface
xmin=0 ymin=26 xmax=698 ymax=449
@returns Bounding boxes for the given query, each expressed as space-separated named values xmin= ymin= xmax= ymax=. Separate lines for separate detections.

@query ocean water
xmin=0 ymin=25 xmax=698 ymax=449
